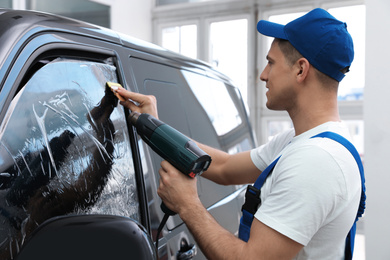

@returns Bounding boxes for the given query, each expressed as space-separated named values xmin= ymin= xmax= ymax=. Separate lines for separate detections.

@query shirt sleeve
xmin=250 ymin=129 xmax=295 ymax=171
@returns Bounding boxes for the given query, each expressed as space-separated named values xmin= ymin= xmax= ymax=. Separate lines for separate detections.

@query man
xmin=117 ymin=8 xmax=362 ymax=260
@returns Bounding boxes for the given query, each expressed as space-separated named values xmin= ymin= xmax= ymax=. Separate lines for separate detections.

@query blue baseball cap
xmin=257 ymin=8 xmax=354 ymax=82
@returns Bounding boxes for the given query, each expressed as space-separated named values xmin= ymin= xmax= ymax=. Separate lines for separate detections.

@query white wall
xmin=94 ymin=0 xmax=153 ymax=42
xmin=364 ymin=0 xmax=390 ymax=258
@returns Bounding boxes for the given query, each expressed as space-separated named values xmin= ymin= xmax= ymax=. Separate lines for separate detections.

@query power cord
xmin=155 ymin=213 xmax=170 ymax=259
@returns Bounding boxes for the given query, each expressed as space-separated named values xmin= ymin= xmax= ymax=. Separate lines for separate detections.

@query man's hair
xmin=275 ymin=39 xmax=339 ymax=88
xmin=276 ymin=38 xmax=302 ymax=67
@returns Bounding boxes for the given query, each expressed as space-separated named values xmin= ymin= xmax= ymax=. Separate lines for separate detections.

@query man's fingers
xmin=160 ymin=160 xmax=179 ymax=175
xmin=116 ymin=88 xmax=155 ymax=105
xmin=120 ymin=99 xmax=138 ymax=111
xmin=116 ymin=88 xmax=158 ymax=118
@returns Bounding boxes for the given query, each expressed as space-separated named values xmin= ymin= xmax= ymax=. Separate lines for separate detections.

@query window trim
xmin=0 ymin=40 xmax=116 ymax=124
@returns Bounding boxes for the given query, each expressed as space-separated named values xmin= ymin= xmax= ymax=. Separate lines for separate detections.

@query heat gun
xmin=130 ymin=112 xmax=212 ymax=216
xmin=129 ymin=112 xmax=212 ymax=251
xmin=129 ymin=112 xmax=211 ymax=178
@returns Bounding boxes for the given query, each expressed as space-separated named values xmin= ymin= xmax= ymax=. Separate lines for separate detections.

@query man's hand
xmin=115 ymin=87 xmax=159 ymax=119
xmin=157 ymin=160 xmax=200 ymax=215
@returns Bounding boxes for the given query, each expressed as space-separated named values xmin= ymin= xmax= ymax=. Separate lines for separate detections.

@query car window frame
xmin=0 ymin=39 xmax=151 ymax=233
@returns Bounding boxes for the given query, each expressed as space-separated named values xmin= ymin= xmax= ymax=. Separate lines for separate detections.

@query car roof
xmin=0 ymin=8 xmax=227 ymax=78
xmin=0 ymin=8 xmax=231 ymax=92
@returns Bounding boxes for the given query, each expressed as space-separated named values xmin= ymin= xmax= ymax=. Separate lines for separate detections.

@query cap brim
xmin=257 ymin=20 xmax=287 ymax=40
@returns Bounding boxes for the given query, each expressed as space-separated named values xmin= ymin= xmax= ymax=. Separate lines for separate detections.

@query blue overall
xmin=238 ymin=131 xmax=366 ymax=260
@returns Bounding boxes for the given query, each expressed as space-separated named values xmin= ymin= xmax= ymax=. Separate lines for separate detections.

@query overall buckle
xmin=241 ymin=185 xmax=261 ymax=214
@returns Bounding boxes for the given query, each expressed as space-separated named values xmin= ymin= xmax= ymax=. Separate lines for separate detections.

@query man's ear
xmin=296 ymin=58 xmax=310 ymax=83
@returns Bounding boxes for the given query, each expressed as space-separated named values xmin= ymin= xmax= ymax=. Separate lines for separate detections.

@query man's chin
xmin=266 ymin=102 xmax=284 ymax=111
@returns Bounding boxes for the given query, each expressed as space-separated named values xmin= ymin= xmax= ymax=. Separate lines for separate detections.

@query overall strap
xmin=254 ymin=155 xmax=282 ymax=189
xmin=238 ymin=155 xmax=281 ymax=242
xmin=238 ymin=131 xmax=366 ymax=260
xmin=311 ymin=131 xmax=366 ymax=260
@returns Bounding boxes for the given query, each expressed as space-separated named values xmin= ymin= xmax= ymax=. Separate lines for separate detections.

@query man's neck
xmin=289 ymin=102 xmax=340 ymax=136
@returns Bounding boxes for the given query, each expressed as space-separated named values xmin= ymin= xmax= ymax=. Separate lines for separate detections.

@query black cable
xmin=155 ymin=213 xmax=170 ymax=258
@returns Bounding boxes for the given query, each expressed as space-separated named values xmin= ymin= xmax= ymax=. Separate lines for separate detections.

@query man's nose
xmin=260 ymin=66 xmax=268 ymax=82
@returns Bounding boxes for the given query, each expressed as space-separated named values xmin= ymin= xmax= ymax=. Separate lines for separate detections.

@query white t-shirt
xmin=250 ymin=122 xmax=361 ymax=260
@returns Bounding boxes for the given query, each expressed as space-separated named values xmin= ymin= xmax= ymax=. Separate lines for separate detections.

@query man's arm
xmin=195 ymin=142 xmax=260 ymax=185
xmin=117 ymin=89 xmax=302 ymax=258
xmin=158 ymin=160 xmax=303 ymax=260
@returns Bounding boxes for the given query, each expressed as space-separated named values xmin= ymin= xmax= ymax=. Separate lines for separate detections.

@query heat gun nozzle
xmin=129 ymin=111 xmax=141 ymax=126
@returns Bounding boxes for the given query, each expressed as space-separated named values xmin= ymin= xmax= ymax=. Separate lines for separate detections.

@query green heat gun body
xmin=129 ymin=111 xmax=212 ymax=215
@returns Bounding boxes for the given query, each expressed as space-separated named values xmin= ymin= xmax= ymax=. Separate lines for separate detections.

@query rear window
xmin=0 ymin=58 xmax=139 ymax=259
xmin=182 ymin=70 xmax=242 ymax=136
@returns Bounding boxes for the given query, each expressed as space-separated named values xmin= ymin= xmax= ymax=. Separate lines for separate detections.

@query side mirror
xmin=16 ymin=214 xmax=157 ymax=260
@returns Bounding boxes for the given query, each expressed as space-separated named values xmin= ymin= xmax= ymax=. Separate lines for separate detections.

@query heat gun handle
xmin=161 ymin=202 xmax=176 ymax=216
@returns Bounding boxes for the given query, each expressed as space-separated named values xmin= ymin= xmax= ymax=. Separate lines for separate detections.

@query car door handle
xmin=177 ymin=242 xmax=197 ymax=260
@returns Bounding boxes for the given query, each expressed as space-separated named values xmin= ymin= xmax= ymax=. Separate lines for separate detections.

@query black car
xmin=0 ymin=9 xmax=256 ymax=260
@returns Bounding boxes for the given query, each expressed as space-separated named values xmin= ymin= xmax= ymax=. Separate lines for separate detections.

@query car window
xmin=180 ymin=70 xmax=253 ymax=217
xmin=182 ymin=70 xmax=242 ymax=136
xmin=0 ymin=58 xmax=139 ymax=259
xmin=129 ymin=57 xmax=253 ymax=230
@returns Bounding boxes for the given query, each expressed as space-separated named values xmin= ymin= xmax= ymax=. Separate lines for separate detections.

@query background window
xmin=267 ymin=12 xmax=305 ymax=49
xmin=209 ymin=18 xmax=248 ymax=100
xmin=26 ymin=0 xmax=110 ymax=27
xmin=343 ymin=120 xmax=364 ymax=156
xmin=0 ymin=0 xmax=11 ymax=8
xmin=267 ymin=120 xmax=293 ymax=141
xmin=162 ymin=24 xmax=197 ymax=59
xmin=328 ymin=5 xmax=366 ymax=101
xmin=266 ymin=119 xmax=364 ymax=155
